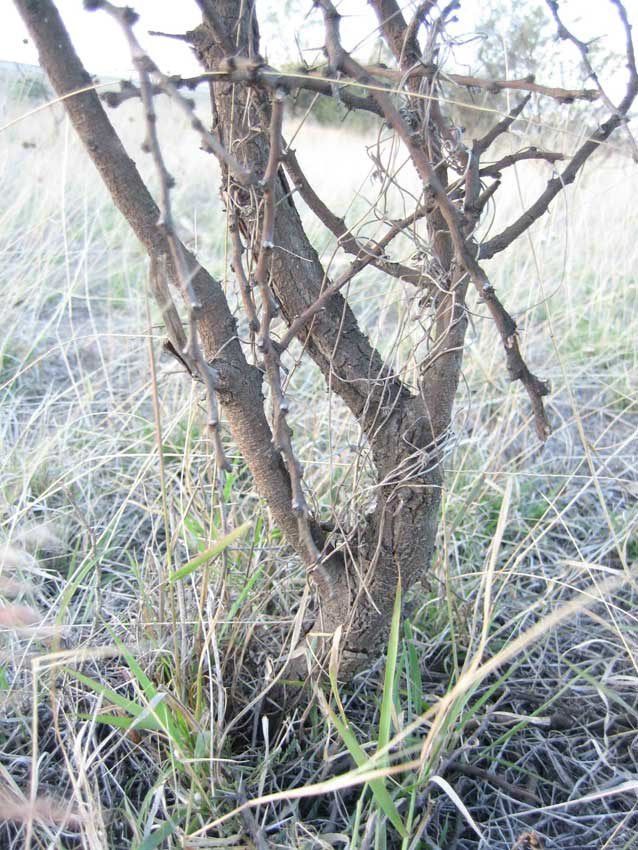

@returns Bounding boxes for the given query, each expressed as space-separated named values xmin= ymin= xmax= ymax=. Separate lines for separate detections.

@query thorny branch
xmin=95 ymin=0 xmax=231 ymax=470
xmin=148 ymin=255 xmax=199 ymax=379
xmin=367 ymin=63 xmax=599 ymax=104
xmin=18 ymin=0 xmax=324 ymax=603
xmin=474 ymin=93 xmax=532 ymax=155
xmin=545 ymin=0 xmax=638 ymax=160
xmin=92 ymin=0 xmax=637 ymax=454
xmin=95 ymin=22 xmax=256 ymax=184
xmin=283 ymin=147 xmax=433 ymax=288
xmin=235 ymin=90 xmax=320 ymax=561
xmin=101 ymin=61 xmax=384 ymax=116
xmin=101 ymin=0 xmax=445 ymax=508
xmin=318 ymin=0 xmax=552 ymax=439
xmin=480 ymin=0 xmax=638 ymax=258
xmin=259 ymin=99 xmax=312 ymax=516
xmin=479 ymin=147 xmax=566 ymax=178
xmin=100 ymin=51 xmax=598 ymax=121
xmin=229 ymin=217 xmax=260 ymax=338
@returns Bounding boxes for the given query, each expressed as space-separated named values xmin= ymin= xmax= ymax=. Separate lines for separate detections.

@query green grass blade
xmin=65 ymin=668 xmax=149 ymax=721
xmin=379 ymin=577 xmax=401 ymax=758
xmin=326 ymin=634 xmax=406 ymax=840
xmin=106 ymin=628 xmax=157 ymax=702
xmin=169 ymin=519 xmax=252 ymax=582
xmin=564 ymin=659 xmax=638 ymax=722
xmin=326 ymin=702 xmax=407 ymax=838
xmin=219 ymin=562 xmax=264 ymax=640
xmin=135 ymin=815 xmax=183 ymax=850
xmin=404 ymin=620 xmax=424 ymax=717
xmin=105 ymin=632 xmax=187 ymax=744
xmin=78 ymin=712 xmax=160 ymax=732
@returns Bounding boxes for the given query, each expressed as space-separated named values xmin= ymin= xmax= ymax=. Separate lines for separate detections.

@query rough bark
xmin=15 ymin=0 xmax=310 ymax=562
xmin=190 ymin=3 xmax=450 ymax=671
xmin=17 ymin=0 xmax=635 ymax=688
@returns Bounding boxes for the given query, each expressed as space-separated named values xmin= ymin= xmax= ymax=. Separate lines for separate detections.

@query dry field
xmin=1 ymin=72 xmax=638 ymax=849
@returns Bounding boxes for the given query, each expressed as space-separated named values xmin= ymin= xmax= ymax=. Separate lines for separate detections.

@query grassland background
xmin=1 ymin=67 xmax=638 ymax=850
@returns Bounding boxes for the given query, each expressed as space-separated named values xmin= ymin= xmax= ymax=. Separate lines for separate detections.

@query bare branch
xmin=475 ymin=93 xmax=532 ymax=154
xmin=546 ymin=0 xmax=638 ymax=161
xmin=276 ymin=66 xmax=383 ymax=116
xmin=475 ymin=179 xmax=501 ymax=214
xmin=101 ymin=61 xmax=384 ymax=116
xmin=100 ymin=0 xmax=232 ymax=469
xmin=463 ymin=144 xmax=481 ymax=224
xmin=148 ymin=255 xmax=198 ymax=379
xmin=480 ymin=0 xmax=638 ymax=259
xmin=403 ymin=1 xmax=437 ymax=55
xmin=16 ymin=0 xmax=315 ymax=555
xmin=229 ymin=218 xmax=260 ymax=337
xmin=101 ymin=73 xmax=210 ymax=107
xmin=144 ymin=72 xmax=256 ymax=188
xmin=277 ymin=245 xmax=405 ymax=353
xmin=479 ymin=147 xmax=566 ymax=178
xmin=367 ymin=64 xmax=599 ymax=103
xmin=283 ymin=147 xmax=432 ymax=287
xmin=480 ymin=289 xmax=551 ymax=442
xmin=480 ymin=127 xmax=638 ymax=260
xmin=318 ymin=0 xmax=551 ymax=439
xmin=89 ymin=11 xmax=255 ymax=185
xmin=147 ymin=29 xmax=192 ymax=43
xmin=251 ymin=91 xmax=319 ymax=559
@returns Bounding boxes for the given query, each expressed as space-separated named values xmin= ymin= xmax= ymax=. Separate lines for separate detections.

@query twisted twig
xmin=93 ymin=0 xmax=231 ymax=469
xmin=318 ymin=0 xmax=552 ymax=440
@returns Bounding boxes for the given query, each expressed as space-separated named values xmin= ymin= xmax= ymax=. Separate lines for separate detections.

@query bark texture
xmin=15 ymin=0 xmax=306 ymax=557
xmin=16 ymin=0 xmax=635 ymax=687
xmin=190 ymin=3 xmax=449 ymax=671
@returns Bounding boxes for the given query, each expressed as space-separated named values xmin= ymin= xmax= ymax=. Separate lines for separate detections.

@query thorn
xmin=122 ymin=6 xmax=140 ymax=26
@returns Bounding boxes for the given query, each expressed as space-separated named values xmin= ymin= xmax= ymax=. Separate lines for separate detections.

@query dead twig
xmin=253 ymin=90 xmax=319 ymax=561
xmin=480 ymin=0 xmax=638 ymax=258
xmin=318 ymin=0 xmax=551 ymax=440
xmin=98 ymin=0 xmax=231 ymax=470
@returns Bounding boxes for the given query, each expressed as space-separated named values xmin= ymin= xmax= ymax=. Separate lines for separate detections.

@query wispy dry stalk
xmin=0 ymin=577 xmax=32 ymax=597
xmin=0 ymin=604 xmax=40 ymax=629
xmin=0 ymin=544 xmax=37 ymax=571
xmin=98 ymin=0 xmax=231 ymax=472
xmin=0 ymin=790 xmax=83 ymax=828
xmin=16 ymin=0 xmax=638 ymax=679
xmin=13 ymin=524 xmax=65 ymax=554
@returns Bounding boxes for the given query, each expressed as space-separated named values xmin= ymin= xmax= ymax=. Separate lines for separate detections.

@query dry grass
xmin=1 ymin=72 xmax=637 ymax=850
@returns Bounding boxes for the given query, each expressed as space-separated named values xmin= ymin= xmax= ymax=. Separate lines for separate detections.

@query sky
xmin=3 ymin=1 xmax=204 ymax=76
xmin=1 ymin=0 xmax=636 ymax=102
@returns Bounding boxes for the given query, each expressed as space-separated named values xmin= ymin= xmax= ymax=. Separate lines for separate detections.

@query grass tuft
xmin=0 ymin=73 xmax=637 ymax=850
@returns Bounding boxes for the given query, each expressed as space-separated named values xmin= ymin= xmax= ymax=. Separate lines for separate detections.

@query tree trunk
xmin=14 ymin=0 xmax=308 ymax=560
xmin=17 ymin=0 xmax=611 ymax=685
xmin=189 ymin=3 xmax=458 ymax=673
